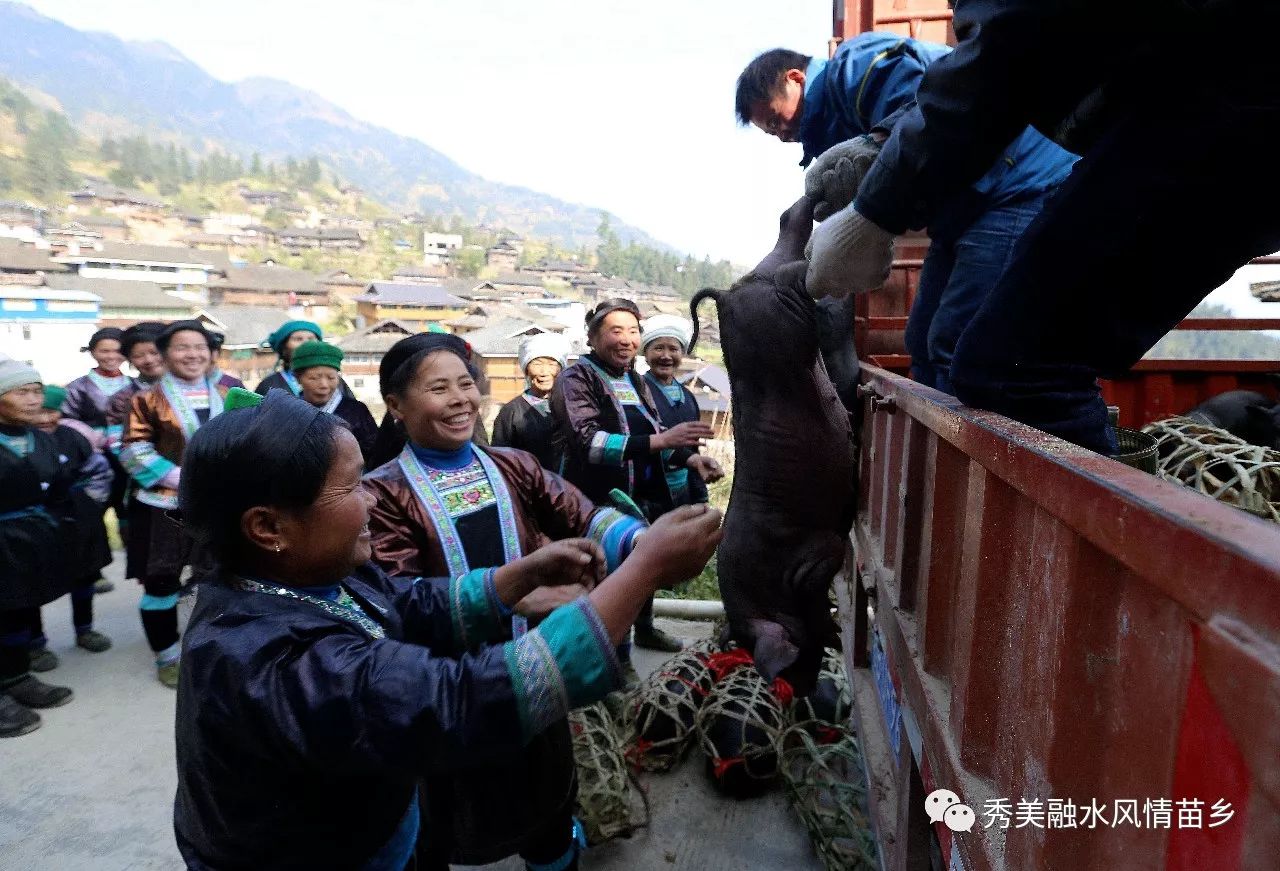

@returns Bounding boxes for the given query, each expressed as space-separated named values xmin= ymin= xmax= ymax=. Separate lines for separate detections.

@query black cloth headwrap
xmin=586 ymin=297 xmax=642 ymax=336
xmin=378 ymin=332 xmax=472 ymax=399
xmin=120 ymin=321 xmax=167 ymax=357
xmin=157 ymin=319 xmax=219 ymax=354
xmin=83 ymin=326 xmax=125 ymax=353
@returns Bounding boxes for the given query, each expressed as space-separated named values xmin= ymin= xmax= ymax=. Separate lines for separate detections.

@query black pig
xmin=689 ymin=196 xmax=855 ymax=696
xmin=1186 ymin=390 xmax=1280 ymax=449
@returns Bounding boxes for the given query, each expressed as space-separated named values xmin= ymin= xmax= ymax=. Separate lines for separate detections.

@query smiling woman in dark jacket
xmin=172 ymin=386 xmax=721 ymax=870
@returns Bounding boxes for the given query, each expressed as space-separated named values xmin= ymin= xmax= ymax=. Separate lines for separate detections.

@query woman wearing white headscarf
xmin=491 ymin=332 xmax=572 ymax=472
xmin=640 ymin=314 xmax=724 ymax=509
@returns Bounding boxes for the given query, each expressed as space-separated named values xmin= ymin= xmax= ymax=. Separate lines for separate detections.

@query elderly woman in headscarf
xmin=21 ymin=385 xmax=115 ymax=668
xmin=174 ymin=386 xmax=721 ymax=870
xmin=255 ymin=319 xmax=351 ymax=399
xmin=120 ymin=320 xmax=229 ymax=687
xmin=491 ymin=331 xmax=572 ymax=472
xmin=551 ymin=298 xmax=718 ymax=657
xmin=289 ymin=340 xmax=378 ymax=465
xmin=363 ymin=332 xmax=662 ymax=869
xmin=640 ymin=314 xmax=725 ymax=509
xmin=0 ymin=360 xmax=103 ymax=737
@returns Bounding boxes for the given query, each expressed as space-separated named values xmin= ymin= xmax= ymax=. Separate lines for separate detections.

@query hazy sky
xmin=21 ymin=0 xmax=834 ymax=263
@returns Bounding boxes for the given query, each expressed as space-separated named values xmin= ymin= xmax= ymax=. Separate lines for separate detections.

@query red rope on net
xmin=712 ymin=755 xmax=746 ymax=780
xmin=705 ymin=648 xmax=754 ymax=683
xmin=770 ymin=677 xmax=795 ymax=708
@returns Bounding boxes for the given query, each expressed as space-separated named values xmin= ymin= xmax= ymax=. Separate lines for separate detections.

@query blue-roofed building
xmin=0 ymin=285 xmax=101 ymax=384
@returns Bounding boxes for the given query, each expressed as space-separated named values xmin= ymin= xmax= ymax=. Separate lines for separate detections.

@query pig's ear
xmin=774 ymin=260 xmax=809 ymax=297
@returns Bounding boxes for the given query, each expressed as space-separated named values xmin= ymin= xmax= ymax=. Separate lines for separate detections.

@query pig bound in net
xmin=625 ymin=639 xmax=717 ymax=772
xmin=790 ymin=647 xmax=852 ymax=742
xmin=780 ymin=723 xmax=879 ymax=871
xmin=695 ymin=655 xmax=791 ymax=798
xmin=1142 ymin=416 xmax=1280 ymax=523
xmin=569 ymin=700 xmax=646 ymax=844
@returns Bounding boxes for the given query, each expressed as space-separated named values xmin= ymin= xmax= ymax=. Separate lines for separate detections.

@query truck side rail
xmin=843 ymin=364 xmax=1280 ymax=870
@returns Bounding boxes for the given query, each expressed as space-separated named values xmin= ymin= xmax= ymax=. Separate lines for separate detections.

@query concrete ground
xmin=0 ymin=556 xmax=822 ymax=871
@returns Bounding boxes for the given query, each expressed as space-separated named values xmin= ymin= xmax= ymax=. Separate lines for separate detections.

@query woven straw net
xmin=1142 ymin=416 xmax=1280 ymax=522
xmin=569 ymin=700 xmax=644 ymax=844
xmin=780 ymin=723 xmax=879 ymax=871
xmin=791 ymin=647 xmax=852 ymax=735
xmin=695 ymin=663 xmax=789 ymax=796
xmin=625 ymin=644 xmax=716 ymax=772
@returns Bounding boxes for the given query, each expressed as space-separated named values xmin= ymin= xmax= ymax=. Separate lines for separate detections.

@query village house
xmin=423 ymin=232 xmax=463 ymax=255
xmin=482 ymin=273 xmax=550 ymax=301
xmin=521 ymin=297 xmax=587 ymax=341
xmin=67 ymin=181 xmax=167 ymax=224
xmin=239 ymin=188 xmax=288 ymax=208
xmin=464 ymin=317 xmax=577 ymax=405
xmin=0 ymin=201 xmax=47 ymax=244
xmin=391 ymin=263 xmax=448 ymax=284
xmin=322 ymin=214 xmax=374 ymax=233
xmin=206 ymin=263 xmax=330 ymax=322
xmin=43 ymin=222 xmax=106 ymax=250
xmin=193 ymin=305 xmax=292 ymax=387
xmin=0 ymin=239 xmax=70 ymax=283
xmin=276 ymin=227 xmax=363 ymax=252
xmin=318 ymin=268 xmax=366 ymax=301
xmin=355 ymin=282 xmax=469 ymax=329
xmin=332 ymin=319 xmax=416 ymax=408
xmin=0 ymin=284 xmax=101 ymax=384
xmin=45 ymin=274 xmax=194 ymax=328
xmin=484 ymin=240 xmax=520 ymax=271
xmin=70 ymin=215 xmax=129 ymax=242
xmin=679 ymin=363 xmax=732 ymax=428
xmin=54 ymin=242 xmax=227 ymax=290
xmin=520 ymin=258 xmax=598 ymax=283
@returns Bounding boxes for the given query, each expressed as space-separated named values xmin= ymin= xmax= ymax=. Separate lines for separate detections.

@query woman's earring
xmin=274 ymin=544 xmax=282 ymax=553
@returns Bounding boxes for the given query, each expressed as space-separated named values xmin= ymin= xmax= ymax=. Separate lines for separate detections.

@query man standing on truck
xmin=736 ymin=33 xmax=1076 ymax=394
xmin=805 ymin=0 xmax=1280 ymax=456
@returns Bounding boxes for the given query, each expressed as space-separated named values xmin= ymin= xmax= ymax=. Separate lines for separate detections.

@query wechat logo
xmin=926 ymin=788 xmax=975 ymax=833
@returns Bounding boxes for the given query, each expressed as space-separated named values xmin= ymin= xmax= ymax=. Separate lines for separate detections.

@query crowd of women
xmin=1 ymin=297 xmax=726 ymax=869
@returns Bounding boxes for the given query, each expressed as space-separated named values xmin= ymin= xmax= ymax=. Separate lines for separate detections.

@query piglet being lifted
xmin=690 ymin=196 xmax=856 ymax=696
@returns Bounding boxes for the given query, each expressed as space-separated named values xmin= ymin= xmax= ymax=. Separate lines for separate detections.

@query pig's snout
xmin=776 ymin=196 xmax=816 ymax=260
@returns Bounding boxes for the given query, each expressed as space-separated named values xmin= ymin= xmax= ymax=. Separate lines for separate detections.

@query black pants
xmin=0 ymin=607 xmax=36 ymax=686
xmin=948 ymin=57 xmax=1280 ymax=454
xmin=27 ymin=576 xmax=97 ymax=644
xmin=139 ymin=575 xmax=182 ymax=654
xmin=416 ymin=807 xmax=577 ymax=871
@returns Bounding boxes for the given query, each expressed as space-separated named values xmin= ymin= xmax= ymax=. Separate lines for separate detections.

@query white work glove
xmin=804 ymin=135 xmax=883 ymax=222
xmin=805 ymin=204 xmax=896 ymax=299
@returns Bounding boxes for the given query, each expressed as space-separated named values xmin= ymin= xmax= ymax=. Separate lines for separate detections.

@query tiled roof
xmin=357 ymin=282 xmax=468 ymax=307
xmin=332 ymin=320 xmax=417 ymax=354
xmin=212 ymin=264 xmax=324 ymax=294
xmin=196 ymin=305 xmax=297 ymax=348
xmin=465 ymin=318 xmax=553 ymax=356
xmin=0 ymin=239 xmax=69 ymax=273
xmin=44 ymin=274 xmax=193 ymax=311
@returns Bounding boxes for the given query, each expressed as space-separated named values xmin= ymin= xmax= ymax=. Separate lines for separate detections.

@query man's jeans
xmin=907 ymin=192 xmax=1049 ymax=396
xmin=949 ymin=71 xmax=1280 ymax=455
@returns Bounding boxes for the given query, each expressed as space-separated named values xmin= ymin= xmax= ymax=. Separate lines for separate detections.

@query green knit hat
xmin=289 ymin=340 xmax=344 ymax=373
xmin=265 ymin=320 xmax=323 ymax=356
xmin=42 ymin=385 xmax=67 ymax=411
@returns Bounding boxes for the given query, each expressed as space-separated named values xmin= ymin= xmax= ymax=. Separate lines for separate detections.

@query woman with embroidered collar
xmin=120 ymin=320 xmax=228 ymax=688
xmin=290 ymin=340 xmax=378 ymax=466
xmin=492 ymin=331 xmax=572 ymax=472
xmin=255 ymin=319 xmax=352 ymax=400
xmin=551 ymin=299 xmax=720 ymax=659
xmin=0 ymin=360 xmax=87 ymax=738
xmin=363 ymin=332 xmax=671 ymax=869
xmin=174 ymin=387 xmax=721 ymax=870
xmin=61 ymin=327 xmax=131 ymax=537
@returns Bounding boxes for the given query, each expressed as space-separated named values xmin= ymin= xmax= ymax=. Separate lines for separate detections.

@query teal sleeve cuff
xmin=503 ymin=597 xmax=621 ymax=738
xmin=585 ymin=508 xmax=647 ymax=573
xmin=449 ymin=568 xmax=505 ymax=650
xmin=588 ymin=431 xmax=628 ymax=466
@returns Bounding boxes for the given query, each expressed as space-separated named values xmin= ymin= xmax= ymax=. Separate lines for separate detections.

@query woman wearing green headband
xmin=255 ymin=320 xmax=354 ymax=401
xmin=289 ymin=341 xmax=378 ymax=467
